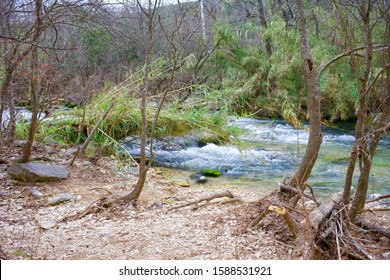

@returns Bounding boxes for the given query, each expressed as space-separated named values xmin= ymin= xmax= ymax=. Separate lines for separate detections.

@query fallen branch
xmin=355 ymin=218 xmax=390 ymax=240
xmin=191 ymin=197 xmax=242 ymax=210
xmin=307 ymin=191 xmax=345 ymax=231
xmin=293 ymin=190 xmax=346 ymax=259
xmin=169 ymin=190 xmax=234 ymax=211
xmin=248 ymin=204 xmax=299 ymax=239
xmin=269 ymin=205 xmax=298 ymax=238
xmin=61 ymin=195 xmax=118 ymax=221
xmin=248 ymin=207 xmax=271 ymax=228
xmin=366 ymin=193 xmax=390 ymax=203
xmin=279 ymin=183 xmax=319 ymax=206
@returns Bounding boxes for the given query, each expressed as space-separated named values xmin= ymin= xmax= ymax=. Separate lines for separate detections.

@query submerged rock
xmin=8 ymin=162 xmax=69 ymax=182
xmin=190 ymin=173 xmax=208 ymax=184
xmin=197 ymin=176 xmax=208 ymax=184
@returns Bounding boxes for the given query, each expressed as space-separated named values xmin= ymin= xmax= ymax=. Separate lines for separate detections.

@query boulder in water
xmin=8 ymin=162 xmax=69 ymax=182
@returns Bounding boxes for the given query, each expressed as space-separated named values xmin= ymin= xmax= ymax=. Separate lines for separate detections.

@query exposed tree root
xmin=61 ymin=189 xmax=242 ymax=222
xmin=247 ymin=186 xmax=389 ymax=260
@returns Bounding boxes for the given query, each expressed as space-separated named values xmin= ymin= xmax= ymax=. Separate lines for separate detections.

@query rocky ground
xmin=0 ymin=143 xmax=291 ymax=260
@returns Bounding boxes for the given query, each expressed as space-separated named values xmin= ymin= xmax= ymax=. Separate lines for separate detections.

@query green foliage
xmin=34 ymin=110 xmax=84 ymax=145
xmin=210 ymin=16 xmax=367 ymax=123
xmin=15 ymin=122 xmax=30 ymax=140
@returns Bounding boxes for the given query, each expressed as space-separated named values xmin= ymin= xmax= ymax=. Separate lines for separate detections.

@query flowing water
xmin=123 ymin=118 xmax=390 ymax=197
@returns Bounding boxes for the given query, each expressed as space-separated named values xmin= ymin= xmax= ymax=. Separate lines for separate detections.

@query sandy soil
xmin=0 ymin=146 xmax=291 ymax=260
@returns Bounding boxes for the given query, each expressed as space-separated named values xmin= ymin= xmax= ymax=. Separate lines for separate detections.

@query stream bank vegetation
xmin=1 ymin=0 xmax=389 ymax=260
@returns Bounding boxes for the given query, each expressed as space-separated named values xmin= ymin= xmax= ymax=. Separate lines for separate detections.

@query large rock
xmin=8 ymin=162 xmax=69 ymax=182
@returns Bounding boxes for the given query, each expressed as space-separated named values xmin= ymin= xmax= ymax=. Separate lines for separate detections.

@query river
xmin=123 ymin=117 xmax=390 ymax=197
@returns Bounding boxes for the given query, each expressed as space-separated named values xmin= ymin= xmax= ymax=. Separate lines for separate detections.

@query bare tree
xmin=343 ymin=1 xmax=390 ymax=221
xmin=20 ymin=0 xmax=44 ymax=163
xmin=288 ymin=0 xmax=322 ymax=192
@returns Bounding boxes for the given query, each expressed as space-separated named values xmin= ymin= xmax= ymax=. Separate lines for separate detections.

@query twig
xmin=279 ymin=183 xmax=319 ymax=206
xmin=248 ymin=207 xmax=271 ymax=228
xmin=96 ymin=128 xmax=139 ymax=167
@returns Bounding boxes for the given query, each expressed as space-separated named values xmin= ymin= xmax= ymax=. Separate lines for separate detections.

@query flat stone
xmin=7 ymin=162 xmax=69 ymax=182
xmin=38 ymin=219 xmax=57 ymax=230
xmin=48 ymin=193 xmax=77 ymax=206
xmin=30 ymin=187 xmax=43 ymax=198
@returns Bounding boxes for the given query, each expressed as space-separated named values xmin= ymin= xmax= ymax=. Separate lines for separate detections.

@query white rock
xmin=38 ymin=219 xmax=57 ymax=230
xmin=30 ymin=187 xmax=43 ymax=198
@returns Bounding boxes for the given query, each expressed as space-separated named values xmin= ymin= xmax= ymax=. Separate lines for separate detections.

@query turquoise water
xmin=123 ymin=118 xmax=390 ymax=197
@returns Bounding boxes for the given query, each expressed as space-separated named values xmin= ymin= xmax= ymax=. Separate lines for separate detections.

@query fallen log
xmin=293 ymin=191 xmax=345 ymax=259
xmin=306 ymin=191 xmax=345 ymax=231
xmin=355 ymin=218 xmax=390 ymax=240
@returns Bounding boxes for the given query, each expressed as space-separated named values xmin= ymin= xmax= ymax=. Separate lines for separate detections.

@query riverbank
xmin=1 ymin=143 xmax=389 ymax=260
xmin=0 ymin=143 xmax=290 ymax=260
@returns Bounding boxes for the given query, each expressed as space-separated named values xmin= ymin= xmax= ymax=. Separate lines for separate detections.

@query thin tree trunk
xmin=289 ymin=0 xmax=322 ymax=191
xmin=7 ymin=77 xmax=16 ymax=143
xmin=257 ymin=0 xmax=272 ymax=58
xmin=20 ymin=0 xmax=43 ymax=163
xmin=122 ymin=0 xmax=155 ymax=202
xmin=346 ymin=1 xmax=390 ymax=222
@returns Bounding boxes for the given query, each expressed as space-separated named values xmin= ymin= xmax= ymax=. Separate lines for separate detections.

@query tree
xmin=288 ymin=0 xmax=322 ymax=192
xmin=20 ymin=0 xmax=44 ymax=163
xmin=340 ymin=1 xmax=390 ymax=221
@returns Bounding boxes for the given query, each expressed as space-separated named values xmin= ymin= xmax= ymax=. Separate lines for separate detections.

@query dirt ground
xmin=0 ymin=144 xmax=292 ymax=260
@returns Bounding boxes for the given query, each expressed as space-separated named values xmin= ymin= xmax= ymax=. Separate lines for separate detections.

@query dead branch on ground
xmin=169 ymin=190 xmax=241 ymax=211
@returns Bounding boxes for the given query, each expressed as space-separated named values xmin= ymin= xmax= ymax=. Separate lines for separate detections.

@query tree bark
xmin=345 ymin=2 xmax=375 ymax=221
xmin=122 ymin=0 xmax=156 ymax=202
xmin=257 ymin=0 xmax=272 ymax=58
xmin=20 ymin=0 xmax=43 ymax=163
xmin=289 ymin=0 xmax=322 ymax=191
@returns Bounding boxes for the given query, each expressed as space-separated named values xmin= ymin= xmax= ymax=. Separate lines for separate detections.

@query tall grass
xmin=34 ymin=65 xmax=237 ymax=154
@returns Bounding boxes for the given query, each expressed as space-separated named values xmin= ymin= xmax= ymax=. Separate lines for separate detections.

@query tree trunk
xmin=289 ymin=0 xmax=322 ymax=191
xmin=7 ymin=77 xmax=16 ymax=143
xmin=348 ymin=2 xmax=389 ymax=221
xmin=20 ymin=0 xmax=43 ymax=163
xmin=257 ymin=0 xmax=272 ymax=58
xmin=122 ymin=0 xmax=155 ymax=202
